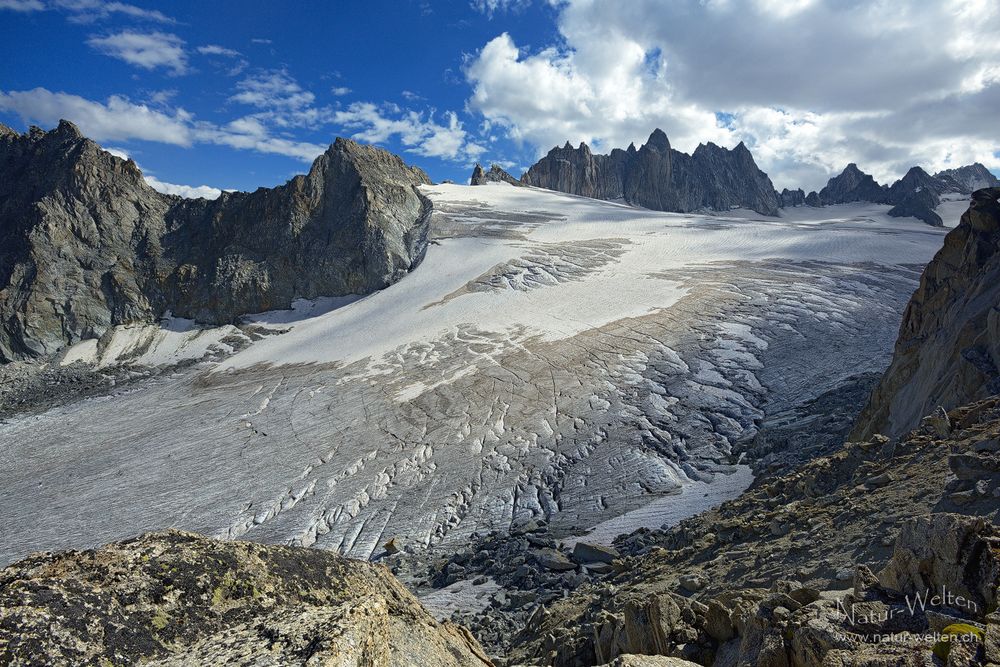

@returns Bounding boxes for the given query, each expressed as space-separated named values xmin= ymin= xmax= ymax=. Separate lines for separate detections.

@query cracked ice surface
xmin=0 ymin=184 xmax=949 ymax=565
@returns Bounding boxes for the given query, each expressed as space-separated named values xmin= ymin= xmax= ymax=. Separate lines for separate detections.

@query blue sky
xmin=2 ymin=0 xmax=999 ymax=196
xmin=0 ymin=0 xmax=563 ymax=193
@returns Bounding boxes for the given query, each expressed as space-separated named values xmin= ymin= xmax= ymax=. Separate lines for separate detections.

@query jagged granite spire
xmin=521 ymin=128 xmax=780 ymax=216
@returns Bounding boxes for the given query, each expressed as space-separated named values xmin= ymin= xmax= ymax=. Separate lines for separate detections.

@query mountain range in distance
xmin=471 ymin=128 xmax=1000 ymax=226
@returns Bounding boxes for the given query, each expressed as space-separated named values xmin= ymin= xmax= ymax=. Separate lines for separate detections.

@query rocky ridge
xmin=520 ymin=130 xmax=781 ymax=216
xmin=795 ymin=162 xmax=1000 ymax=226
xmin=0 ymin=121 xmax=432 ymax=362
xmin=0 ymin=529 xmax=491 ymax=666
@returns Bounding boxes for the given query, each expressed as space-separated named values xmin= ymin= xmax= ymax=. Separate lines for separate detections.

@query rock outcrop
xmin=509 ymin=396 xmax=1000 ymax=666
xmin=852 ymin=187 xmax=1000 ymax=439
xmin=0 ymin=529 xmax=492 ymax=666
xmin=778 ymin=188 xmax=805 ymax=208
xmin=520 ymin=130 xmax=781 ymax=216
xmin=816 ymin=163 xmax=889 ymax=205
xmin=470 ymin=163 xmax=521 ymax=186
xmin=0 ymin=121 xmax=432 ymax=361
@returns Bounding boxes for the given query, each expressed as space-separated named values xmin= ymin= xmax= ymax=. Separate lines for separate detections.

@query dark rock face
xmin=886 ymin=167 xmax=946 ymax=226
xmin=521 ymin=129 xmax=781 ymax=216
xmin=0 ymin=530 xmax=491 ymax=666
xmin=935 ymin=163 xmax=1000 ymax=193
xmin=779 ymin=188 xmax=805 ymax=208
xmin=804 ymin=190 xmax=822 ymax=207
xmin=817 ymin=163 xmax=889 ymax=204
xmin=888 ymin=187 xmax=944 ymax=226
xmin=888 ymin=166 xmax=947 ymax=204
xmin=470 ymin=163 xmax=522 ymax=186
xmin=853 ymin=188 xmax=1000 ymax=439
xmin=0 ymin=121 xmax=432 ymax=361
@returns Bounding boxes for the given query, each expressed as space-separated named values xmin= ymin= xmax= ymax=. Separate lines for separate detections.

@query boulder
xmin=572 ymin=542 xmax=621 ymax=564
xmin=879 ymin=514 xmax=1000 ymax=617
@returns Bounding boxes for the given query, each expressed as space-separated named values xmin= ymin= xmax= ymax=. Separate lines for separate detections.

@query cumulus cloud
xmin=0 ymin=88 xmax=194 ymax=144
xmin=330 ymin=86 xmax=351 ymax=96
xmin=101 ymin=145 xmax=224 ymax=199
xmin=87 ymin=30 xmax=188 ymax=75
xmin=143 ymin=174 xmax=223 ymax=199
xmin=466 ymin=0 xmax=1000 ymax=190
xmin=333 ymin=102 xmax=484 ymax=161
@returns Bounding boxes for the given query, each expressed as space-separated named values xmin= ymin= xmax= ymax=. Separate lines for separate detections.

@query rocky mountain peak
xmin=935 ymin=162 xmax=1000 ymax=193
xmin=818 ymin=163 xmax=888 ymax=205
xmin=644 ymin=128 xmax=671 ymax=152
xmin=0 ymin=122 xmax=432 ymax=361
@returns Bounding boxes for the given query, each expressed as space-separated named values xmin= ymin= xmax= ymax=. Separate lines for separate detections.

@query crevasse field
xmin=0 ymin=183 xmax=953 ymax=566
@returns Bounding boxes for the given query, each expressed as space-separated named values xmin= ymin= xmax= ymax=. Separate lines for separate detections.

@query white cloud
xmin=0 ymin=87 xmax=326 ymax=162
xmin=0 ymin=0 xmax=44 ymax=11
xmin=143 ymin=174 xmax=223 ymax=199
xmin=466 ymin=0 xmax=1000 ymax=190
xmin=197 ymin=44 xmax=242 ymax=57
xmin=330 ymin=86 xmax=351 ymax=96
xmin=100 ymin=145 xmax=224 ymax=199
xmin=0 ymin=88 xmax=194 ymax=144
xmin=87 ymin=31 xmax=187 ymax=75
xmin=471 ymin=0 xmax=530 ymax=18
xmin=231 ymin=70 xmax=315 ymax=109
xmin=5 ymin=0 xmax=176 ymax=22
xmin=466 ymin=32 xmax=730 ymax=157
xmin=58 ymin=0 xmax=174 ymax=23
xmin=332 ymin=102 xmax=484 ymax=161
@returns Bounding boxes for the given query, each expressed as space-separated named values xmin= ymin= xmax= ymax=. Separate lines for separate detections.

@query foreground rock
xmin=0 ymin=530 xmax=491 ymax=666
xmin=508 ymin=398 xmax=1000 ymax=666
xmin=0 ymin=121 xmax=431 ymax=361
xmin=853 ymin=187 xmax=1000 ymax=439
xmin=521 ymin=129 xmax=781 ymax=216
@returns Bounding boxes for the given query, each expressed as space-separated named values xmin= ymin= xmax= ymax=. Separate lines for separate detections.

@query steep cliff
xmin=0 ymin=530 xmax=492 ymax=666
xmin=520 ymin=129 xmax=780 ymax=216
xmin=0 ymin=121 xmax=431 ymax=361
xmin=852 ymin=187 xmax=1000 ymax=439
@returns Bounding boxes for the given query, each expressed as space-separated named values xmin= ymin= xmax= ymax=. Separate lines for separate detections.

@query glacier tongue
xmin=0 ymin=184 xmax=946 ymax=565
